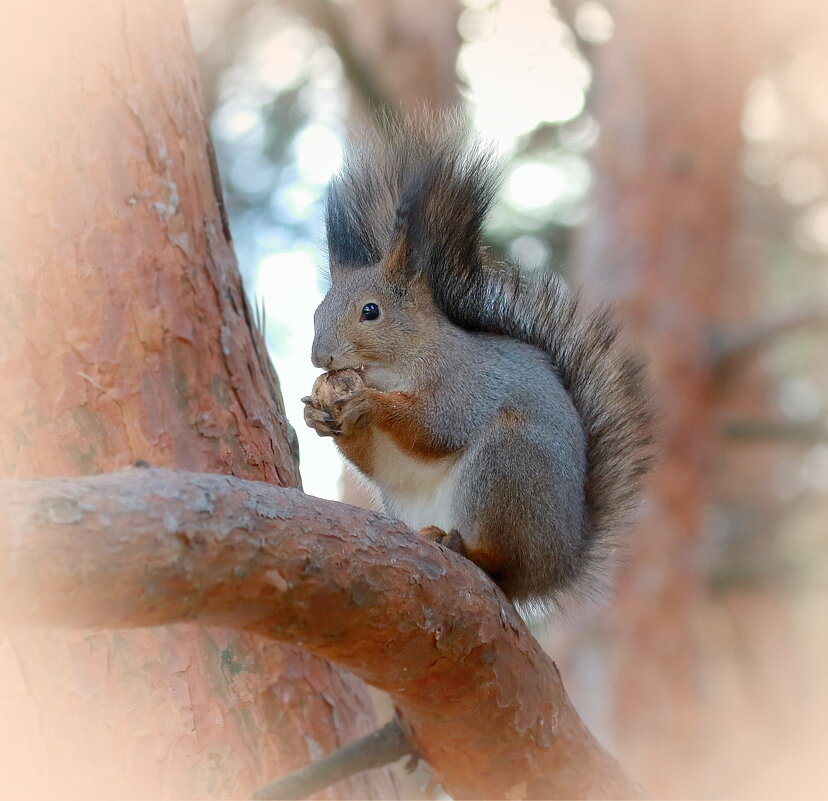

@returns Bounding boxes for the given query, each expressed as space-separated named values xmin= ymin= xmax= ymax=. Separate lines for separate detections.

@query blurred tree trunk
xmin=0 ymin=2 xmax=394 ymax=798
xmin=342 ymin=0 xmax=462 ymax=113
xmin=296 ymin=0 xmax=462 ymax=122
xmin=571 ymin=0 xmax=766 ymax=794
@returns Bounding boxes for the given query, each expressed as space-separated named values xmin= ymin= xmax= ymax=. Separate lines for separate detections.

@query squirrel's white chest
xmin=370 ymin=432 xmax=462 ymax=532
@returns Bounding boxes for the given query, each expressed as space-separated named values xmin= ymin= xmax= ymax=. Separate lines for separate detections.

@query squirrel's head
xmin=311 ymin=246 xmax=443 ymax=392
xmin=312 ymin=116 xmax=499 ymax=390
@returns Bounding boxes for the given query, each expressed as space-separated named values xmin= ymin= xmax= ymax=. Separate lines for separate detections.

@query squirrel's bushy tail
xmin=327 ymin=113 xmax=652 ymax=598
xmin=435 ymin=264 xmax=652 ymax=596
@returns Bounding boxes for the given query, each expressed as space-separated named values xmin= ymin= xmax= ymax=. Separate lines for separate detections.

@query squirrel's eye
xmin=360 ymin=303 xmax=380 ymax=321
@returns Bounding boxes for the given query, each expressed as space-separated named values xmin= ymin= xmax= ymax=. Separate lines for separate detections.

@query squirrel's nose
xmin=311 ymin=337 xmax=333 ymax=370
xmin=311 ymin=350 xmax=330 ymax=370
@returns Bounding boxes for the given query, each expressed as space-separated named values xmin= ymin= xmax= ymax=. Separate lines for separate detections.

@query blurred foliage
xmin=188 ymin=0 xmax=600 ymax=282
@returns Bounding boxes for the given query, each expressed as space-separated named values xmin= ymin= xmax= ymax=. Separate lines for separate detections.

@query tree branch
xmin=0 ymin=466 xmax=641 ymax=800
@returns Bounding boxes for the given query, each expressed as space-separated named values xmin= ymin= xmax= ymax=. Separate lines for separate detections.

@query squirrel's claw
xmin=303 ymin=402 xmax=341 ymax=438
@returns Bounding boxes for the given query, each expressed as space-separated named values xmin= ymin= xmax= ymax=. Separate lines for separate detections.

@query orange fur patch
xmin=418 ymin=525 xmax=507 ymax=583
xmin=368 ymin=390 xmax=457 ymax=462
xmin=335 ymin=427 xmax=375 ymax=478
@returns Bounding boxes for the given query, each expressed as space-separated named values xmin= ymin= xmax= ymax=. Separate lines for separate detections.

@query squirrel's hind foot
xmin=418 ymin=526 xmax=467 ymax=556
xmin=419 ymin=527 xmax=509 ymax=594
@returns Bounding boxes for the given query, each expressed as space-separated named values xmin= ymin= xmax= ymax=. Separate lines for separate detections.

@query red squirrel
xmin=303 ymin=115 xmax=651 ymax=608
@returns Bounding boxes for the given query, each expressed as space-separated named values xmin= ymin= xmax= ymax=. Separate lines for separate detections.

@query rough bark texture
xmin=0 ymin=2 xmax=392 ymax=798
xmin=0 ymin=467 xmax=644 ymax=801
xmin=571 ymin=0 xmax=764 ymax=793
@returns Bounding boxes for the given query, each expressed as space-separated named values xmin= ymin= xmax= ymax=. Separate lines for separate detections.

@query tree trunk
xmin=295 ymin=0 xmax=461 ymax=121
xmin=344 ymin=0 xmax=462 ymax=112
xmin=0 ymin=2 xmax=393 ymax=798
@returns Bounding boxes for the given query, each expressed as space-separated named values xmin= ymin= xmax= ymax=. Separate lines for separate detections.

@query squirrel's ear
xmin=380 ymin=169 xmax=430 ymax=288
xmin=328 ymin=259 xmax=347 ymax=283
xmin=380 ymin=218 xmax=416 ymax=287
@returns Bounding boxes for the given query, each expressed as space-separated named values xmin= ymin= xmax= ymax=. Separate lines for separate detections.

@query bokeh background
xmin=185 ymin=0 xmax=828 ymax=797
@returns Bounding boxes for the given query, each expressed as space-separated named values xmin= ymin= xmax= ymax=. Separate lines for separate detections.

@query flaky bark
xmin=0 ymin=1 xmax=392 ymax=797
xmin=0 ymin=467 xmax=642 ymax=801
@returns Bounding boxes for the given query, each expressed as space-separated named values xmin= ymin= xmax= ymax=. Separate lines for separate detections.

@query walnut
xmin=311 ymin=369 xmax=364 ymax=408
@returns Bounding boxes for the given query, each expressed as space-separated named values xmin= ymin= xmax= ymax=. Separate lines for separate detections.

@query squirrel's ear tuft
xmin=401 ymin=144 xmax=500 ymax=289
xmin=324 ymin=112 xmax=501 ymax=288
xmin=381 ymin=224 xmax=412 ymax=287
xmin=325 ymin=179 xmax=384 ymax=274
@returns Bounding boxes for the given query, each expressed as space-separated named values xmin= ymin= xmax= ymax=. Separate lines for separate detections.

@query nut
xmin=312 ymin=369 xmax=364 ymax=407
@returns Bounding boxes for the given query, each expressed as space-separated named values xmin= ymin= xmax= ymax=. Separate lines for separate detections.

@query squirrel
xmin=302 ymin=114 xmax=651 ymax=608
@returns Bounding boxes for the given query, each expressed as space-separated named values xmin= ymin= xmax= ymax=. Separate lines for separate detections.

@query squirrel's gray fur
xmin=311 ymin=113 xmax=652 ymax=608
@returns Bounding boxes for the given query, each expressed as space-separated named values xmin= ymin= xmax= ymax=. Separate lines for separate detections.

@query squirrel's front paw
xmin=303 ymin=403 xmax=340 ymax=437
xmin=302 ymin=369 xmax=372 ymax=438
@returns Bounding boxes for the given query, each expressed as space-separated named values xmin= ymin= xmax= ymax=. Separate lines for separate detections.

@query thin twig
xmin=721 ymin=418 xmax=828 ymax=443
xmin=711 ymin=302 xmax=828 ymax=383
xmin=253 ymin=718 xmax=415 ymax=800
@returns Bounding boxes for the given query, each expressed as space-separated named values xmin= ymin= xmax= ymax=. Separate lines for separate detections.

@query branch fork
xmin=0 ymin=466 xmax=640 ymax=799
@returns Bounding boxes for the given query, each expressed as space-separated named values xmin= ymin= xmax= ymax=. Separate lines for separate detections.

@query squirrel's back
xmin=326 ymin=113 xmax=652 ymax=605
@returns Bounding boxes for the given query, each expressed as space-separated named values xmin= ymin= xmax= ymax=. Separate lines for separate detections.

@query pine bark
xmin=0 ymin=2 xmax=392 ymax=798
